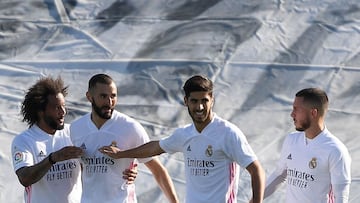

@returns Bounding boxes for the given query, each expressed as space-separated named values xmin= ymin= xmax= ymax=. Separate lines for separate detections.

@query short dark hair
xmin=88 ymin=74 xmax=114 ymax=91
xmin=183 ymin=75 xmax=213 ymax=98
xmin=21 ymin=76 xmax=68 ymax=127
xmin=296 ymin=88 xmax=329 ymax=116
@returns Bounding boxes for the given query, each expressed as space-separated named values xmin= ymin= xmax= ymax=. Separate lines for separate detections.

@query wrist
xmin=48 ymin=153 xmax=56 ymax=165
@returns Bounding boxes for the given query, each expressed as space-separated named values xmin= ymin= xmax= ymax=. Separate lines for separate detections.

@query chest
xmin=286 ymin=143 xmax=330 ymax=178
xmin=183 ymin=135 xmax=226 ymax=161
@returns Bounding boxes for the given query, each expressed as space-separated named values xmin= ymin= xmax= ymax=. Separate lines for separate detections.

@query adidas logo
xmin=187 ymin=145 xmax=191 ymax=151
xmin=38 ymin=150 xmax=46 ymax=157
xmin=80 ymin=143 xmax=87 ymax=150
xmin=287 ymin=154 xmax=292 ymax=160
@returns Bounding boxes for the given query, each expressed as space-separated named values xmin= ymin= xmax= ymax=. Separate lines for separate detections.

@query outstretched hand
xmin=99 ymin=145 xmax=121 ymax=159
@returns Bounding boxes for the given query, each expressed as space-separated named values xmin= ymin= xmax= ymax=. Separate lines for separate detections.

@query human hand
xmin=122 ymin=162 xmax=138 ymax=185
xmin=52 ymin=146 xmax=84 ymax=162
xmin=98 ymin=141 xmax=122 ymax=159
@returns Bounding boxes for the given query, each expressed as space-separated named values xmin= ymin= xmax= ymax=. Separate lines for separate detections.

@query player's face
xmin=184 ymin=91 xmax=214 ymax=130
xmin=291 ymin=96 xmax=312 ymax=131
xmin=43 ymin=93 xmax=66 ymax=131
xmin=89 ymin=82 xmax=117 ymax=119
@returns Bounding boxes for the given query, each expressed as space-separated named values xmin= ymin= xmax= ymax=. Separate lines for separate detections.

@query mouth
xmin=193 ymin=111 xmax=205 ymax=119
xmin=58 ymin=118 xmax=65 ymax=124
xmin=195 ymin=111 xmax=203 ymax=115
xmin=101 ymin=106 xmax=112 ymax=113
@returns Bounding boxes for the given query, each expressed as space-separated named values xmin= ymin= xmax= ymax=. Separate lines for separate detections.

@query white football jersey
xmin=70 ymin=110 xmax=151 ymax=203
xmin=160 ymin=114 xmax=258 ymax=203
xmin=274 ymin=128 xmax=351 ymax=203
xmin=11 ymin=124 xmax=82 ymax=203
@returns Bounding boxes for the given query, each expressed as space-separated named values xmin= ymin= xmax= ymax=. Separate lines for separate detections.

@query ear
xmin=86 ymin=91 xmax=92 ymax=102
xmin=183 ymin=96 xmax=188 ymax=106
xmin=310 ymin=108 xmax=318 ymax=118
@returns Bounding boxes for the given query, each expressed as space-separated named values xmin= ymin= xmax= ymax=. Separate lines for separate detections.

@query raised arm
xmin=99 ymin=140 xmax=165 ymax=159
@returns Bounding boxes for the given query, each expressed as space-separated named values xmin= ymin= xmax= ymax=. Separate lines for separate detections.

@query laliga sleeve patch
xmin=14 ymin=151 xmax=24 ymax=164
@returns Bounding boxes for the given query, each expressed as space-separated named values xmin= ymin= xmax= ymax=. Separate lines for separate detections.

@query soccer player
xmin=70 ymin=73 xmax=178 ymax=203
xmin=11 ymin=76 xmax=83 ymax=203
xmin=262 ymin=88 xmax=351 ymax=203
xmin=100 ymin=75 xmax=265 ymax=203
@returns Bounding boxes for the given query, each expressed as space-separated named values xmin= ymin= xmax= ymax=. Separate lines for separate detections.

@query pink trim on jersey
xmin=25 ymin=185 xmax=31 ymax=203
xmin=127 ymin=161 xmax=136 ymax=203
xmin=328 ymin=185 xmax=334 ymax=203
xmin=127 ymin=187 xmax=135 ymax=203
xmin=226 ymin=162 xmax=236 ymax=203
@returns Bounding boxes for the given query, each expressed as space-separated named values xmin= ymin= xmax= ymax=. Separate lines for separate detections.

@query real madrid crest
xmin=308 ymin=157 xmax=317 ymax=169
xmin=205 ymin=145 xmax=213 ymax=157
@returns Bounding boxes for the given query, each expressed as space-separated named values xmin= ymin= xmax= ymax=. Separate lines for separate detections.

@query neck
xmin=91 ymin=113 xmax=107 ymax=129
xmin=37 ymin=122 xmax=56 ymax=135
xmin=305 ymin=122 xmax=325 ymax=139
xmin=194 ymin=112 xmax=214 ymax=133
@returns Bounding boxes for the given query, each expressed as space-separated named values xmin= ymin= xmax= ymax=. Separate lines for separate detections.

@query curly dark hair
xmin=21 ymin=76 xmax=68 ymax=127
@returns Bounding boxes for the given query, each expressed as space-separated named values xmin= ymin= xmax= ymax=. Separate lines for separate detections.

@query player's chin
xmin=295 ymin=126 xmax=305 ymax=132
xmin=57 ymin=122 xmax=65 ymax=130
xmin=102 ymin=109 xmax=113 ymax=118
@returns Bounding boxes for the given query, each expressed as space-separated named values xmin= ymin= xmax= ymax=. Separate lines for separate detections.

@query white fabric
xmin=333 ymin=183 xmax=350 ymax=203
xmin=70 ymin=110 xmax=152 ymax=203
xmin=159 ymin=114 xmax=257 ymax=203
xmin=266 ymin=127 xmax=351 ymax=203
xmin=11 ymin=124 xmax=82 ymax=203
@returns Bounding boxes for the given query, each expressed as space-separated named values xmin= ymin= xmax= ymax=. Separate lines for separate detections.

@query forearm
xmin=16 ymin=154 xmax=54 ymax=187
xmin=146 ymin=159 xmax=179 ymax=203
xmin=154 ymin=168 xmax=179 ymax=203
xmin=247 ymin=160 xmax=265 ymax=203
xmin=116 ymin=141 xmax=164 ymax=158
xmin=264 ymin=169 xmax=287 ymax=199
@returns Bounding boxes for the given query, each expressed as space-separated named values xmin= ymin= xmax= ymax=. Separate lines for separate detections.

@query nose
xmin=60 ymin=106 xmax=66 ymax=116
xmin=197 ymin=103 xmax=204 ymax=111
xmin=110 ymin=97 xmax=116 ymax=106
xmin=290 ymin=110 xmax=295 ymax=118
xmin=104 ymin=96 xmax=113 ymax=106
xmin=106 ymin=97 xmax=111 ymax=105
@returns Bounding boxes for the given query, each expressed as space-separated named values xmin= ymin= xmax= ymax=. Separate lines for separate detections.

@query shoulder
xmin=287 ymin=131 xmax=303 ymax=140
xmin=173 ymin=123 xmax=192 ymax=133
xmin=110 ymin=110 xmax=135 ymax=123
xmin=71 ymin=113 xmax=90 ymax=127
xmin=113 ymin=111 xmax=144 ymax=129
xmin=213 ymin=115 xmax=244 ymax=136
xmin=322 ymin=130 xmax=350 ymax=156
xmin=11 ymin=127 xmax=38 ymax=150
xmin=12 ymin=129 xmax=29 ymax=144
xmin=212 ymin=114 xmax=236 ymax=128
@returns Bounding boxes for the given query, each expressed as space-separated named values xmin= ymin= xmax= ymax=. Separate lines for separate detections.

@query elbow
xmin=16 ymin=168 xmax=33 ymax=187
xmin=17 ymin=176 xmax=32 ymax=187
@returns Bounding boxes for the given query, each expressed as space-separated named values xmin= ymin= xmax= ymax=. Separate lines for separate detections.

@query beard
xmin=92 ymin=100 xmax=113 ymax=119
xmin=295 ymin=115 xmax=311 ymax=131
xmin=44 ymin=115 xmax=64 ymax=130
